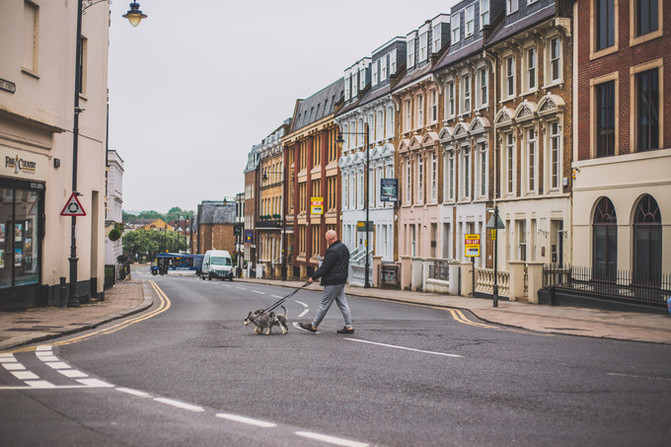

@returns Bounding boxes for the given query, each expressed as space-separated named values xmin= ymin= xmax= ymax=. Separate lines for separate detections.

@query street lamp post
xmin=68 ymin=1 xmax=146 ymax=307
xmin=336 ymin=123 xmax=371 ymax=288
xmin=487 ymin=205 xmax=505 ymax=308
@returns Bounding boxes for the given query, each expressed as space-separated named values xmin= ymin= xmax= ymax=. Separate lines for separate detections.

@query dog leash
xmin=262 ymin=281 xmax=311 ymax=314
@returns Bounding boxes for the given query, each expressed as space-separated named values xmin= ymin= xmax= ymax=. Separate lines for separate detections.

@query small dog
xmin=243 ymin=306 xmax=289 ymax=335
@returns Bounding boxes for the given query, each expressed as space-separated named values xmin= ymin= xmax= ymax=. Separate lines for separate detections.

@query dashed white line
xmin=45 ymin=362 xmax=71 ymax=370
xmin=271 ymin=295 xmax=284 ymax=299
xmin=298 ymin=309 xmax=309 ymax=318
xmin=345 ymin=338 xmax=462 ymax=358
xmin=58 ymin=369 xmax=88 ymax=378
xmin=216 ymin=413 xmax=277 ymax=428
xmin=252 ymin=290 xmax=265 ymax=295
xmin=116 ymin=387 xmax=152 ymax=398
xmin=36 ymin=345 xmax=52 ymax=352
xmin=154 ymin=397 xmax=205 ymax=412
xmin=295 ymin=431 xmax=369 ymax=447
xmin=235 ymin=287 xmax=247 ymax=290
xmin=36 ymin=355 xmax=60 ymax=362
xmin=295 ymin=300 xmax=308 ymax=307
xmin=11 ymin=371 xmax=39 ymax=380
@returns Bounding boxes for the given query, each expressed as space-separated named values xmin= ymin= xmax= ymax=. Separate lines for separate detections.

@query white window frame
xmin=465 ymin=6 xmax=475 ymax=37
xmin=405 ymin=159 xmax=412 ymax=205
xmin=432 ymin=24 xmax=441 ymax=52
xmin=417 ymin=154 xmax=424 ymax=203
xmin=507 ymin=0 xmax=519 ymax=14
xmin=382 ymin=54 xmax=389 ymax=80
xmin=431 ymin=89 xmax=438 ymax=123
xmin=446 ymin=81 xmax=456 ymax=118
xmin=525 ymin=47 xmax=537 ymax=93
xmin=407 ymin=37 xmax=416 ymax=68
xmin=478 ymin=67 xmax=488 ymax=108
xmin=445 ymin=147 xmax=455 ymax=201
xmin=505 ymin=132 xmax=516 ymax=196
xmin=480 ymin=0 xmax=490 ymax=28
xmin=404 ymin=100 xmax=411 ymax=132
xmin=390 ymin=51 xmax=397 ymax=74
xmin=431 ymin=151 xmax=438 ymax=202
xmin=547 ymin=36 xmax=562 ymax=85
xmin=451 ymin=13 xmax=461 ymax=43
xmin=525 ymin=127 xmax=537 ymax=194
xmin=548 ymin=121 xmax=561 ymax=191
xmin=461 ymin=145 xmax=471 ymax=201
xmin=376 ymin=110 xmax=384 ymax=142
xmin=419 ymin=32 xmax=428 ymax=62
xmin=386 ymin=106 xmax=394 ymax=139
xmin=343 ymin=173 xmax=349 ymax=209
xmin=477 ymin=141 xmax=488 ymax=198
xmin=372 ymin=61 xmax=379 ymax=86
xmin=461 ymin=73 xmax=472 ymax=115
xmin=417 ymin=94 xmax=424 ymax=128
xmin=505 ymin=55 xmax=515 ymax=98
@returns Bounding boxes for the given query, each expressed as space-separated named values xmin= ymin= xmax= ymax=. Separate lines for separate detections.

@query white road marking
xmin=58 ymin=369 xmax=88 ymax=378
xmin=224 ymin=284 xmax=232 ymax=287
xmin=77 ymin=378 xmax=113 ymax=387
xmin=295 ymin=300 xmax=308 ymax=307
xmin=607 ymin=372 xmax=671 ymax=382
xmin=116 ymin=387 xmax=152 ymax=398
xmin=252 ymin=290 xmax=265 ymax=295
xmin=154 ymin=397 xmax=204 ymax=412
xmin=26 ymin=380 xmax=55 ymax=388
xmin=295 ymin=431 xmax=369 ymax=447
xmin=345 ymin=338 xmax=462 ymax=358
xmin=235 ymin=287 xmax=247 ymax=290
xmin=298 ymin=309 xmax=309 ymax=318
xmin=3 ymin=363 xmax=26 ymax=371
xmin=45 ymin=362 xmax=71 ymax=370
xmin=11 ymin=371 xmax=38 ymax=380
xmin=0 ymin=355 xmax=17 ymax=363
xmin=216 ymin=413 xmax=277 ymax=428
xmin=271 ymin=295 xmax=284 ymax=299
xmin=36 ymin=345 xmax=52 ymax=351
xmin=36 ymin=355 xmax=60 ymax=362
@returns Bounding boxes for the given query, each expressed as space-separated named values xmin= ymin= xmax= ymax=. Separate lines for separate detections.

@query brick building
xmin=572 ymin=0 xmax=671 ymax=282
xmin=193 ymin=201 xmax=236 ymax=255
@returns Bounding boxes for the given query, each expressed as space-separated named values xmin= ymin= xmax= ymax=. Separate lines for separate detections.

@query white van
xmin=200 ymin=250 xmax=234 ymax=281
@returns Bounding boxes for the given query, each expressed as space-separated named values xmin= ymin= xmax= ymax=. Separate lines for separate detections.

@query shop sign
xmin=5 ymin=155 xmax=36 ymax=175
xmin=244 ymin=230 xmax=254 ymax=243
xmin=0 ymin=78 xmax=16 ymax=94
xmin=380 ymin=178 xmax=398 ymax=202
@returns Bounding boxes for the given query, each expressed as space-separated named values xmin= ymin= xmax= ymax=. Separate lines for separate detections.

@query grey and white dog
xmin=243 ymin=306 xmax=289 ymax=335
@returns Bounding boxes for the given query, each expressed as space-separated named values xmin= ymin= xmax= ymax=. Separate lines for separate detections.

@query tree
xmin=122 ymin=228 xmax=187 ymax=261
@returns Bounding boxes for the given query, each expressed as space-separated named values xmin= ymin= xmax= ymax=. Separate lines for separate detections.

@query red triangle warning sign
xmin=60 ymin=193 xmax=87 ymax=216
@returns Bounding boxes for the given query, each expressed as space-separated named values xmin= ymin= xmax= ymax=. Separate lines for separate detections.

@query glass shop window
xmin=0 ymin=183 xmax=42 ymax=289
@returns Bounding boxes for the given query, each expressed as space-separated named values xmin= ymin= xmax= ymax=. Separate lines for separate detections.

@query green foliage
xmin=108 ymin=228 xmax=122 ymax=241
xmin=122 ymin=208 xmax=195 ymax=225
xmin=122 ymin=228 xmax=187 ymax=260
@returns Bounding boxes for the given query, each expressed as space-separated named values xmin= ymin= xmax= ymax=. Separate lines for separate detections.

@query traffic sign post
xmin=60 ymin=193 xmax=86 ymax=216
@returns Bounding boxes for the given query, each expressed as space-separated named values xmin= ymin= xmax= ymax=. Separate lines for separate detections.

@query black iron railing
xmin=428 ymin=260 xmax=450 ymax=281
xmin=543 ymin=264 xmax=671 ymax=307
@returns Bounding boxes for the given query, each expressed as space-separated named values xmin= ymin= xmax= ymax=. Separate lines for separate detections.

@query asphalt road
xmin=1 ymin=270 xmax=671 ymax=446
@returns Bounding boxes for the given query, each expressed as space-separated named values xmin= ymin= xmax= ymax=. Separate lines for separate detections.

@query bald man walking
xmin=299 ymin=230 xmax=354 ymax=334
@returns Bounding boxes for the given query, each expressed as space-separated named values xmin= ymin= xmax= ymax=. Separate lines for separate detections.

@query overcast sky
xmin=108 ymin=0 xmax=456 ymax=214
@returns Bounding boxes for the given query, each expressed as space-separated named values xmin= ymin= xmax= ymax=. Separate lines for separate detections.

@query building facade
xmin=193 ymin=201 xmax=236 ymax=255
xmin=488 ymin=0 xmax=574 ymax=272
xmin=257 ymin=119 xmax=290 ymax=278
xmin=243 ymin=144 xmax=260 ymax=271
xmin=573 ymin=0 xmax=671 ymax=281
xmin=282 ymin=79 xmax=344 ymax=279
xmin=393 ymin=15 xmax=451 ymax=277
xmin=336 ymin=38 xmax=405 ymax=285
xmin=0 ymin=0 xmax=110 ymax=308
xmin=105 ymin=150 xmax=124 ymax=266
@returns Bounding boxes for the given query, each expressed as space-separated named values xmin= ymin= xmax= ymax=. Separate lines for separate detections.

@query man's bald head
xmin=325 ymin=230 xmax=338 ymax=245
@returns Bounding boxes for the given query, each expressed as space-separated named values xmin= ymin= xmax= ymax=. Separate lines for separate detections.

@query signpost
xmin=486 ymin=206 xmax=506 ymax=307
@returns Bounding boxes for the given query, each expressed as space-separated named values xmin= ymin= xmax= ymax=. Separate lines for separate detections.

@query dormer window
xmin=451 ymin=13 xmax=460 ymax=43
xmin=381 ymin=54 xmax=389 ymax=80
xmin=407 ymin=36 xmax=416 ymax=68
xmin=419 ymin=32 xmax=428 ymax=62
xmin=359 ymin=68 xmax=366 ymax=90
xmin=390 ymin=51 xmax=397 ymax=74
xmin=372 ymin=61 xmax=379 ymax=86
xmin=507 ymin=0 xmax=518 ymax=14
xmin=432 ymin=24 xmax=441 ymax=52
xmin=480 ymin=0 xmax=490 ymax=28
xmin=465 ymin=6 xmax=474 ymax=37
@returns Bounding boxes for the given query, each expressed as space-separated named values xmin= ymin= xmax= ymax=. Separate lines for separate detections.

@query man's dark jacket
xmin=311 ymin=240 xmax=349 ymax=285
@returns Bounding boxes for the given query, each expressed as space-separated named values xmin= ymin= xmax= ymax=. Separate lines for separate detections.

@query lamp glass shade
xmin=123 ymin=3 xmax=147 ymax=27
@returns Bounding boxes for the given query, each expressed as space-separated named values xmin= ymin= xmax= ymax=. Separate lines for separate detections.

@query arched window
xmin=633 ymin=195 xmax=662 ymax=284
xmin=593 ymin=197 xmax=617 ymax=280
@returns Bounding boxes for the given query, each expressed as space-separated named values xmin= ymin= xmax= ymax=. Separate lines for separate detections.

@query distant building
xmin=132 ymin=219 xmax=173 ymax=231
xmin=105 ymin=150 xmax=124 ymax=266
xmin=193 ymin=201 xmax=236 ymax=254
xmin=243 ymin=144 xmax=261 ymax=267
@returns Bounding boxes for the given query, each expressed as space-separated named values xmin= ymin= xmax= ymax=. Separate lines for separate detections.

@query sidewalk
xmin=0 ymin=280 xmax=152 ymax=352
xmin=1 ymin=275 xmax=670 ymax=352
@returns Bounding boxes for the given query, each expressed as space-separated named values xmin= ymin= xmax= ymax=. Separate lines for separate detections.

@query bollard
xmin=59 ymin=276 xmax=68 ymax=308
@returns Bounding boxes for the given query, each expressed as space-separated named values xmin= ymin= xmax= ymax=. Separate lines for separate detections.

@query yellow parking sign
xmin=465 ymin=234 xmax=480 ymax=257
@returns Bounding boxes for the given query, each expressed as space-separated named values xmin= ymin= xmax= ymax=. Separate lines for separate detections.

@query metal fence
xmin=428 ymin=260 xmax=450 ymax=281
xmin=543 ymin=264 xmax=671 ymax=307
xmin=104 ymin=264 xmax=116 ymax=290
xmin=379 ymin=263 xmax=401 ymax=289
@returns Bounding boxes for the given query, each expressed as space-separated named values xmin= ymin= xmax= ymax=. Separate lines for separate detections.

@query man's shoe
xmin=299 ymin=322 xmax=318 ymax=333
xmin=337 ymin=326 xmax=354 ymax=334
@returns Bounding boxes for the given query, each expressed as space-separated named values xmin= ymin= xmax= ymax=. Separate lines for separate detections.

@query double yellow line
xmin=8 ymin=281 xmax=171 ymax=354
xmin=445 ymin=308 xmax=498 ymax=329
